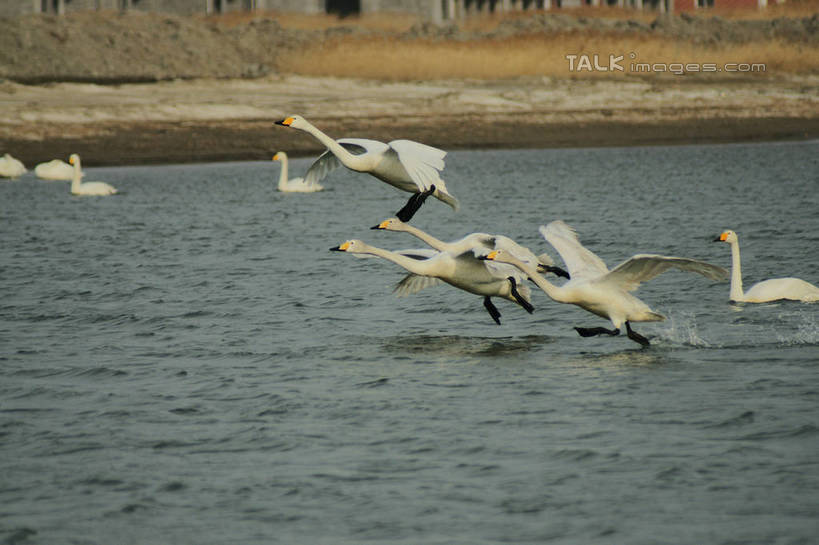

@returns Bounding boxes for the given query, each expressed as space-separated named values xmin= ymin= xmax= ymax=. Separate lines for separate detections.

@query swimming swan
xmin=0 ymin=153 xmax=26 ymax=178
xmin=714 ymin=230 xmax=819 ymax=303
xmin=330 ymin=239 xmax=534 ymax=325
xmin=273 ymin=151 xmax=323 ymax=193
xmin=371 ymin=217 xmax=570 ymax=279
xmin=483 ymin=221 xmax=728 ymax=346
xmin=35 ymin=159 xmax=76 ymax=180
xmin=69 ymin=154 xmax=117 ymax=196
xmin=275 ymin=115 xmax=458 ymax=221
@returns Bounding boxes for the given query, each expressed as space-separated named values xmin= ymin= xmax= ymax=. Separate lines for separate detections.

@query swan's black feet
xmin=626 ymin=322 xmax=650 ymax=347
xmin=396 ymin=185 xmax=436 ymax=222
xmin=540 ymin=265 xmax=570 ymax=279
xmin=508 ymin=276 xmax=534 ymax=314
xmin=575 ymin=326 xmax=620 ymax=337
xmin=483 ymin=296 xmax=502 ymax=325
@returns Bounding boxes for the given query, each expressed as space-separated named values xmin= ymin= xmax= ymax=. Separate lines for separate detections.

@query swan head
xmin=275 ymin=115 xmax=307 ymax=130
xmin=370 ymin=217 xmax=406 ymax=231
xmin=480 ymin=249 xmax=517 ymax=265
xmin=272 ymin=152 xmax=286 ymax=161
xmin=715 ymin=230 xmax=738 ymax=244
xmin=330 ymin=239 xmax=364 ymax=253
xmin=68 ymin=153 xmax=80 ymax=166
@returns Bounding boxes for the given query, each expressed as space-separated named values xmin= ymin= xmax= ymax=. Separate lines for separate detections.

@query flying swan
xmin=273 ymin=151 xmax=323 ymax=193
xmin=69 ymin=154 xmax=117 ymax=196
xmin=483 ymin=221 xmax=728 ymax=346
xmin=714 ymin=230 xmax=819 ymax=303
xmin=0 ymin=153 xmax=26 ymax=178
xmin=330 ymin=239 xmax=534 ymax=325
xmin=371 ymin=217 xmax=570 ymax=279
xmin=35 ymin=159 xmax=76 ymax=180
xmin=275 ymin=115 xmax=458 ymax=221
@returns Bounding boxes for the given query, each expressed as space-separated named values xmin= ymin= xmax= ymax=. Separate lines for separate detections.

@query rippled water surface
xmin=2 ymin=141 xmax=818 ymax=545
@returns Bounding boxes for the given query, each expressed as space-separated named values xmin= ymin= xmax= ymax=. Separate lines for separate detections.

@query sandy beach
xmin=2 ymin=74 xmax=817 ymax=166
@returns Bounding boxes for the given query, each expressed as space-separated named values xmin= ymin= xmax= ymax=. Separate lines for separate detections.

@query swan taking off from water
xmin=273 ymin=151 xmax=323 ymax=193
xmin=330 ymin=239 xmax=534 ymax=325
xmin=371 ymin=217 xmax=570 ymax=279
xmin=35 ymin=159 xmax=75 ymax=180
xmin=714 ymin=230 xmax=819 ymax=303
xmin=0 ymin=153 xmax=26 ymax=178
xmin=275 ymin=115 xmax=458 ymax=221
xmin=483 ymin=221 xmax=728 ymax=346
xmin=69 ymin=154 xmax=117 ymax=196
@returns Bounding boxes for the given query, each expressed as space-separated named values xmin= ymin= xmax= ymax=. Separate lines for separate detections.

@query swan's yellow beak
xmin=378 ymin=220 xmax=390 ymax=229
xmin=339 ymin=241 xmax=351 ymax=251
xmin=272 ymin=153 xmax=280 ymax=161
xmin=486 ymin=250 xmax=499 ymax=260
xmin=719 ymin=232 xmax=729 ymax=241
xmin=69 ymin=156 xmax=75 ymax=165
xmin=277 ymin=117 xmax=294 ymax=126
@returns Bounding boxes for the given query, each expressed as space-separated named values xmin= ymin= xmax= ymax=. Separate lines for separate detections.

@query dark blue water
xmin=1 ymin=141 xmax=818 ymax=545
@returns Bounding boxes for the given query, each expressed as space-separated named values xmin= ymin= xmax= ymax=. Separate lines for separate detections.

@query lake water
xmin=1 ymin=141 xmax=818 ymax=545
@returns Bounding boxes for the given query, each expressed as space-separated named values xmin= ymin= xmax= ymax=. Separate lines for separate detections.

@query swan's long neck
xmin=71 ymin=158 xmax=82 ymax=192
xmin=400 ymin=223 xmax=448 ymax=252
xmin=728 ymin=240 xmax=745 ymax=301
xmin=359 ymin=244 xmax=436 ymax=276
xmin=277 ymin=156 xmax=288 ymax=190
xmin=508 ymin=257 xmax=566 ymax=303
xmin=299 ymin=121 xmax=363 ymax=169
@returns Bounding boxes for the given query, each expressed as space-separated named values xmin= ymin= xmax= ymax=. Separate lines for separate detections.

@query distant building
xmin=0 ymin=0 xmax=774 ymax=19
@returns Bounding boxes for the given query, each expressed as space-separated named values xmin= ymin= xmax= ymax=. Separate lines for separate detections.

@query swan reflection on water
xmin=380 ymin=334 xmax=554 ymax=358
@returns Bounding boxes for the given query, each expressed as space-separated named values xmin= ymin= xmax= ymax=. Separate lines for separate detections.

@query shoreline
xmin=2 ymin=75 xmax=817 ymax=167
xmin=4 ymin=115 xmax=818 ymax=167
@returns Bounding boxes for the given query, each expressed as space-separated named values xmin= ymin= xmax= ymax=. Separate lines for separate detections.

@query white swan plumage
xmin=275 ymin=115 xmax=457 ymax=221
xmin=371 ymin=217 xmax=569 ymax=278
xmin=715 ymin=230 xmax=819 ymax=303
xmin=0 ymin=153 xmax=26 ymax=178
xmin=331 ymin=239 xmax=534 ymax=325
xmin=34 ymin=159 xmax=76 ymax=180
xmin=484 ymin=220 xmax=728 ymax=346
xmin=69 ymin=154 xmax=117 ymax=196
xmin=273 ymin=151 xmax=323 ymax=193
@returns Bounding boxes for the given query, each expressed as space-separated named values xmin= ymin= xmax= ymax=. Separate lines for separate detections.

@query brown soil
xmin=0 ymin=12 xmax=817 ymax=166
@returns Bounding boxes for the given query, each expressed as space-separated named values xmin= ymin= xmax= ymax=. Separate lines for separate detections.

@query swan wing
xmin=396 ymin=248 xmax=439 ymax=260
xmin=540 ymin=221 xmax=608 ymax=281
xmin=394 ymin=273 xmax=445 ymax=297
xmin=603 ymin=254 xmax=729 ymax=292
xmin=491 ymin=235 xmax=554 ymax=269
xmin=303 ymin=139 xmax=371 ymax=186
xmin=388 ymin=139 xmax=446 ymax=191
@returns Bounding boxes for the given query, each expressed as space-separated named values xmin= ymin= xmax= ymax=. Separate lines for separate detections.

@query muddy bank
xmin=2 ymin=75 xmax=817 ymax=166
xmin=7 ymin=115 xmax=816 ymax=168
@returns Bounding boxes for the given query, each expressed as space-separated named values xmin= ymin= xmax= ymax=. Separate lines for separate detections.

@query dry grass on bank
xmin=278 ymin=33 xmax=819 ymax=80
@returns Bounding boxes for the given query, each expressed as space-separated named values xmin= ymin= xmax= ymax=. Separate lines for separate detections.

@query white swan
xmin=275 ymin=115 xmax=458 ymax=221
xmin=371 ymin=217 xmax=570 ymax=279
xmin=273 ymin=151 xmax=323 ymax=193
xmin=34 ymin=159 xmax=76 ymax=180
xmin=0 ymin=153 xmax=26 ymax=178
xmin=330 ymin=239 xmax=534 ymax=325
xmin=69 ymin=154 xmax=117 ymax=196
xmin=483 ymin=221 xmax=728 ymax=346
xmin=715 ymin=230 xmax=819 ymax=303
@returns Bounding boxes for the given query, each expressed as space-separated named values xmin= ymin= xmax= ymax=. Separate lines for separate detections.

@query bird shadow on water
xmin=379 ymin=333 xmax=555 ymax=359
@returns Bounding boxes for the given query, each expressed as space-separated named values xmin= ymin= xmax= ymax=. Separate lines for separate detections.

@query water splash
xmin=776 ymin=309 xmax=819 ymax=346
xmin=655 ymin=311 xmax=712 ymax=348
